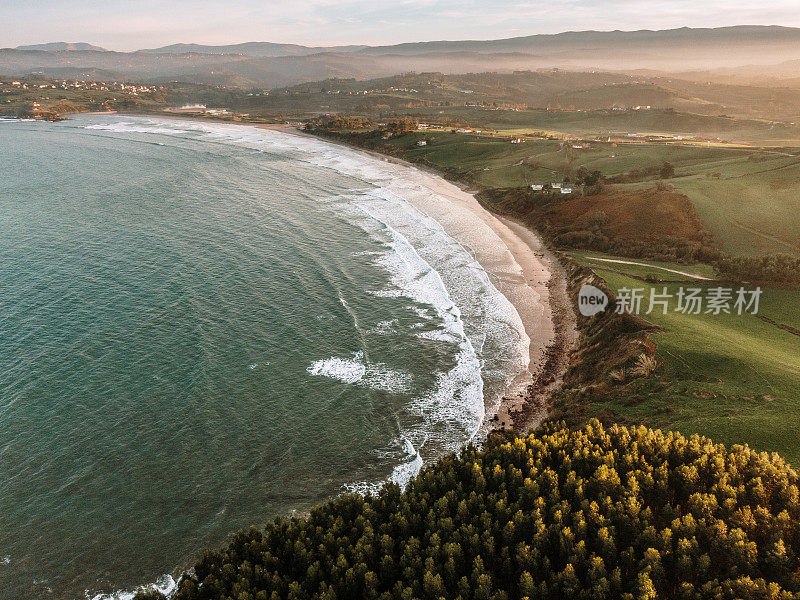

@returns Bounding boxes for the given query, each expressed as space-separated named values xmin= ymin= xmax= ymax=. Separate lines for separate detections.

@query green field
xmin=392 ymin=131 xmax=723 ymax=187
xmin=405 ymin=107 xmax=800 ymax=145
xmin=569 ymin=254 xmax=800 ymax=464
xmin=669 ymin=156 xmax=800 ymax=257
xmin=384 ymin=129 xmax=800 ymax=258
xmin=392 ymin=125 xmax=800 ymax=464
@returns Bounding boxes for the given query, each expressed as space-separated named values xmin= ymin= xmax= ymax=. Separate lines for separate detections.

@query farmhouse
xmin=531 ymin=184 xmax=544 ymax=191
xmin=551 ymin=182 xmax=563 ymax=189
xmin=561 ymin=187 xmax=573 ymax=194
xmin=510 ymin=137 xmax=525 ymax=144
xmin=416 ymin=140 xmax=428 ymax=146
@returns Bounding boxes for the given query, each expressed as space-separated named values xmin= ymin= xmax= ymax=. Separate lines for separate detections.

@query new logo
xmin=578 ymin=284 xmax=609 ymax=316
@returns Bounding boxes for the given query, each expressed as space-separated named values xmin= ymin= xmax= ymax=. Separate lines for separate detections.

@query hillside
xmin=136 ymin=421 xmax=800 ymax=600
xmin=250 ymin=71 xmax=800 ymax=121
xmin=5 ymin=27 xmax=800 ymax=89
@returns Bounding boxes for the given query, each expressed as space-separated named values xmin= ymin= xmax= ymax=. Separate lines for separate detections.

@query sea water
xmin=0 ymin=115 xmax=531 ymax=599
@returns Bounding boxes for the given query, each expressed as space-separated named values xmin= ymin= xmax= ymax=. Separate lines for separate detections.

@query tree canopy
xmin=139 ymin=420 xmax=800 ymax=600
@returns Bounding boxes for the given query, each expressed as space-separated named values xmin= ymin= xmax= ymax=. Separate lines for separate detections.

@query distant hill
xmin=266 ymin=70 xmax=800 ymax=120
xmin=15 ymin=42 xmax=107 ymax=52
xmin=358 ymin=26 xmax=800 ymax=71
xmin=22 ymin=66 xmax=134 ymax=81
xmin=4 ymin=27 xmax=800 ymax=89
xmin=361 ymin=25 xmax=800 ymax=55
xmin=143 ymin=42 xmax=367 ymax=57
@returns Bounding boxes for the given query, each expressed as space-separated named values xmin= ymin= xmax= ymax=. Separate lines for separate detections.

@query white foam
xmin=87 ymin=574 xmax=178 ymax=600
xmin=307 ymin=350 xmax=366 ymax=384
xmin=388 ymin=437 xmax=424 ymax=487
xmin=367 ymin=319 xmax=398 ymax=335
xmin=84 ymin=121 xmax=189 ymax=136
xmin=343 ymin=435 xmax=424 ymax=495
xmin=307 ymin=352 xmax=412 ymax=394
xmin=362 ymin=363 xmax=413 ymax=394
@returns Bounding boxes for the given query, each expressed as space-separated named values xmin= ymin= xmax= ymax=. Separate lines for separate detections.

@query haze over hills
xmin=141 ymin=42 xmax=368 ymax=57
xmin=14 ymin=42 xmax=107 ymax=52
xmin=4 ymin=26 xmax=800 ymax=89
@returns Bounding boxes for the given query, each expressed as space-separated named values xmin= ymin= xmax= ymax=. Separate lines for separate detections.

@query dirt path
xmin=585 ymin=257 xmax=713 ymax=280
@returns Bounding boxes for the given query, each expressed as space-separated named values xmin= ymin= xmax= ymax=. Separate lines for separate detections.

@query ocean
xmin=0 ymin=115 xmax=533 ymax=599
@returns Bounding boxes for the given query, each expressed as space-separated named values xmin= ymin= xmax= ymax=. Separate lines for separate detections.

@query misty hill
xmin=362 ymin=26 xmax=800 ymax=58
xmin=3 ymin=27 xmax=800 ymax=89
xmin=14 ymin=42 xmax=107 ymax=52
xmin=143 ymin=41 xmax=367 ymax=57
xmin=357 ymin=26 xmax=800 ymax=73
xmin=257 ymin=70 xmax=800 ymax=121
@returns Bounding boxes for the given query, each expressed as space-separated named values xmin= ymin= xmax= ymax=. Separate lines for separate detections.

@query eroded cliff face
xmin=546 ymin=256 xmax=662 ymax=426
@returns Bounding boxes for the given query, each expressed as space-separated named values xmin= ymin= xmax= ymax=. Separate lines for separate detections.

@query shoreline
xmin=263 ymin=123 xmax=578 ymax=433
xmin=84 ymin=112 xmax=578 ymax=432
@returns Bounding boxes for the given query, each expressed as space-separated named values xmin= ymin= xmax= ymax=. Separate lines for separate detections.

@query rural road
xmin=585 ymin=257 xmax=713 ymax=280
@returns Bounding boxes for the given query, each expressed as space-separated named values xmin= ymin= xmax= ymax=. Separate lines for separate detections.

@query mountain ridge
xmin=5 ymin=26 xmax=800 ymax=89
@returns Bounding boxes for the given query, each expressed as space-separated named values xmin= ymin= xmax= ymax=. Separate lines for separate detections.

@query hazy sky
xmin=4 ymin=0 xmax=800 ymax=50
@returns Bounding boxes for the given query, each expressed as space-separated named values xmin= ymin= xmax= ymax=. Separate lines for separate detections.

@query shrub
xmin=631 ymin=354 xmax=658 ymax=378
xmin=716 ymin=254 xmax=800 ymax=286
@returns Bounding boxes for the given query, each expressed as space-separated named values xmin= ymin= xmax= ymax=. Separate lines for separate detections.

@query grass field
xmin=386 ymin=129 xmax=800 ymax=259
xmin=569 ymin=253 xmax=800 ymax=464
xmin=405 ymin=107 xmax=800 ymax=145
xmin=669 ymin=157 xmax=800 ymax=257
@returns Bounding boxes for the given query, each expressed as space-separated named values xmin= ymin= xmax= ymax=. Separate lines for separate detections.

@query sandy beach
xmin=272 ymin=124 xmax=577 ymax=432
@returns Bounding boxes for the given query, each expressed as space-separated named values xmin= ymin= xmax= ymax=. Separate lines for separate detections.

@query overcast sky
xmin=4 ymin=0 xmax=800 ymax=50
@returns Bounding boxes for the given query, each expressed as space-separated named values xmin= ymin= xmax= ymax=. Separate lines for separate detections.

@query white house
xmin=510 ymin=137 xmax=525 ymax=144
xmin=551 ymin=182 xmax=563 ymax=189
xmin=561 ymin=187 xmax=573 ymax=194
xmin=531 ymin=184 xmax=544 ymax=191
xmin=416 ymin=140 xmax=428 ymax=146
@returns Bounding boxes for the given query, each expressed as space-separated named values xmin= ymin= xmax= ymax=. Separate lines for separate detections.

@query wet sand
xmin=272 ymin=125 xmax=577 ymax=432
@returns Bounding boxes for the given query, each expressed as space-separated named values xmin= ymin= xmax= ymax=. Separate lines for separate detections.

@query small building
xmin=561 ymin=187 xmax=573 ymax=194
xmin=416 ymin=140 xmax=428 ymax=146
xmin=456 ymin=127 xmax=473 ymax=134
xmin=510 ymin=137 xmax=525 ymax=144
xmin=551 ymin=182 xmax=563 ymax=189
xmin=531 ymin=184 xmax=544 ymax=191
